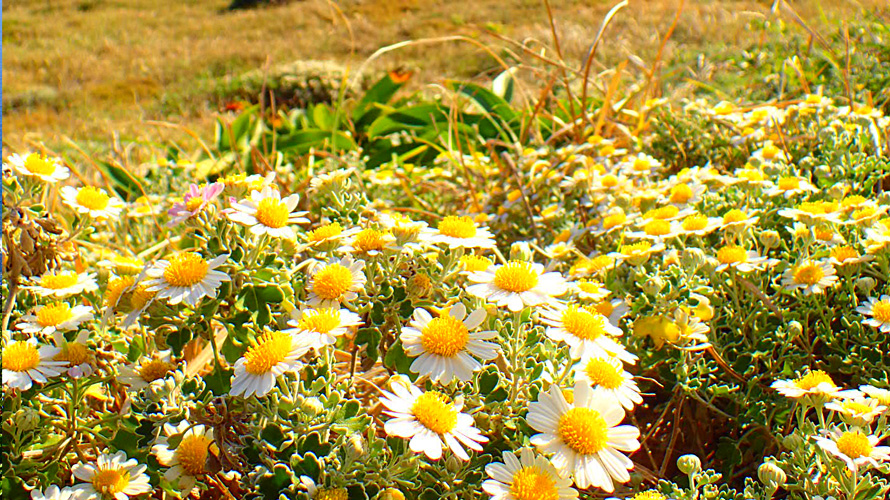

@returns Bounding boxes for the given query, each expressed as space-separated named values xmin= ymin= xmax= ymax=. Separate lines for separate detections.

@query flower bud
xmin=640 ymin=276 xmax=665 ymax=296
xmin=663 ymin=249 xmax=680 ymax=267
xmin=787 ymin=321 xmax=803 ymax=338
xmin=677 ymin=454 xmax=702 ymax=475
xmin=815 ymin=164 xmax=832 ymax=178
xmin=681 ymin=248 xmax=707 ymax=270
xmin=827 ymin=183 xmax=849 ymax=200
xmin=855 ymin=277 xmax=876 ymax=295
xmin=346 ymin=434 xmax=366 ymax=460
xmin=758 ymin=462 xmax=786 ymax=490
xmin=781 ymin=433 xmax=803 ymax=450
xmin=445 ymin=454 xmax=461 ymax=473
xmin=14 ymin=407 xmax=40 ymax=432
xmin=408 ymin=272 xmax=432 ymax=298
xmin=759 ymin=230 xmax=781 ymax=250
xmin=509 ymin=241 xmax=533 ymax=262
xmin=301 ymin=397 xmax=324 ymax=417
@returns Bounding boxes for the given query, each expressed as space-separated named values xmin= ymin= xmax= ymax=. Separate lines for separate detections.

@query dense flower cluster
xmin=2 ymin=81 xmax=889 ymax=500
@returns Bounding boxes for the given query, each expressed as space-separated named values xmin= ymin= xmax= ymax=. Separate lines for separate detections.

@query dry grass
xmin=2 ymin=0 xmax=885 ymax=154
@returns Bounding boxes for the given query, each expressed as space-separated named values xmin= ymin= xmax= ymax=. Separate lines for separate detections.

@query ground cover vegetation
xmin=2 ymin=1 xmax=890 ymax=499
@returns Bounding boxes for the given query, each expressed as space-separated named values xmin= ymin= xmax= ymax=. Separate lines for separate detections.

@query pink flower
xmin=167 ymin=182 xmax=224 ymax=226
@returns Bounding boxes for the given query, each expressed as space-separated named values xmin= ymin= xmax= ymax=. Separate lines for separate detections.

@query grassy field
xmin=2 ymin=0 xmax=887 ymax=155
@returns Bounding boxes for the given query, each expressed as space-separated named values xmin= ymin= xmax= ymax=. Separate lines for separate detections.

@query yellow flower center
xmin=307 ymin=222 xmax=343 ymax=243
xmin=37 ymin=303 xmax=77 ymax=328
xmin=871 ymin=300 xmax=890 ymax=323
xmin=562 ymin=306 xmax=609 ymax=340
xmin=317 ymin=489 xmax=349 ymax=500
xmin=4 ymin=342 xmax=41 ymax=372
xmin=185 ymin=196 xmax=205 ymax=212
xmin=762 ymin=144 xmax=780 ymax=160
xmin=633 ymin=491 xmax=667 ymax=500
xmin=836 ymin=431 xmax=873 ymax=459
xmin=619 ymin=241 xmax=652 ymax=256
xmin=840 ymin=401 xmax=874 ymax=415
xmin=411 ymin=391 xmax=457 ymax=435
xmin=602 ymin=212 xmax=626 ymax=230
xmin=39 ymin=272 xmax=79 ymax=290
xmin=777 ymin=177 xmax=800 ymax=191
xmin=438 ymin=216 xmax=477 ymax=239
xmin=557 ymin=407 xmax=608 ymax=455
xmin=814 ymin=226 xmax=835 ymax=242
xmin=646 ymin=205 xmax=679 ymax=220
xmin=163 ymin=252 xmax=209 ymax=287
xmin=244 ymin=331 xmax=294 ymax=375
xmin=312 ymin=264 xmax=355 ymax=300
xmin=352 ymin=228 xmax=390 ymax=253
xmin=91 ymin=468 xmax=130 ymax=495
xmin=421 ymin=315 xmax=469 ymax=357
xmin=507 ymin=189 xmax=523 ymax=203
xmin=830 ymin=246 xmax=860 ymax=263
xmin=55 ymin=342 xmax=91 ymax=366
xmin=669 ymin=184 xmax=693 ymax=204
xmin=600 ymin=174 xmax=618 ymax=188
xmin=722 ymin=209 xmax=748 ymax=224
xmin=633 ymin=157 xmax=651 ymax=172
xmin=509 ymin=466 xmax=558 ymax=500
xmin=643 ymin=220 xmax=671 ymax=236
xmin=493 ymin=261 xmax=539 ymax=293
xmin=841 ymin=195 xmax=867 ymax=209
xmin=176 ymin=434 xmax=212 ymax=476
xmin=460 ymin=255 xmax=492 ymax=272
xmin=852 ymin=207 xmax=876 ymax=221
xmin=297 ymin=309 xmax=341 ymax=334
xmin=75 ymin=186 xmax=111 ymax=211
xmin=576 ymin=280 xmax=607 ymax=296
xmin=717 ymin=245 xmax=748 ymax=265
xmin=737 ymin=169 xmax=765 ymax=182
xmin=23 ymin=154 xmax=57 ymax=175
xmin=682 ymin=213 xmax=709 ymax=231
xmin=105 ymin=276 xmax=135 ymax=308
xmin=793 ymin=370 xmax=836 ymax=390
xmin=583 ymin=358 xmax=624 ymax=389
xmin=130 ymin=285 xmax=155 ymax=311
xmin=254 ymin=198 xmax=290 ymax=228
xmin=139 ymin=359 xmax=175 ymax=382
xmin=793 ymin=263 xmax=825 ymax=285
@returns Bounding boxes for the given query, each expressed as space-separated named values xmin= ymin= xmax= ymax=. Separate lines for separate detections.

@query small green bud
xmin=827 ymin=183 xmax=849 ymax=199
xmin=640 ymin=276 xmax=665 ymax=296
xmin=677 ymin=454 xmax=702 ymax=475
xmin=301 ymin=397 xmax=324 ymax=417
xmin=855 ymin=277 xmax=876 ymax=295
xmin=759 ymin=230 xmax=781 ymax=250
xmin=787 ymin=321 xmax=803 ymax=338
xmin=14 ymin=407 xmax=40 ymax=432
xmin=681 ymin=248 xmax=707 ymax=270
xmin=758 ymin=462 xmax=786 ymax=491
xmin=509 ymin=241 xmax=533 ymax=262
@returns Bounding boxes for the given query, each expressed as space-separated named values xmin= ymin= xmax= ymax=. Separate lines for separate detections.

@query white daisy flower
xmin=712 ymin=244 xmax=773 ymax=273
xmin=815 ymin=429 xmax=890 ymax=473
xmin=16 ymin=302 xmax=93 ymax=335
xmin=607 ymin=241 xmax=666 ymax=266
xmin=118 ymin=351 xmax=180 ymax=391
xmin=380 ymin=381 xmax=488 ymax=461
xmin=571 ymin=279 xmax=610 ymax=301
xmin=152 ymin=421 xmax=215 ymax=493
xmin=144 ymin=252 xmax=230 ymax=307
xmin=226 ymin=186 xmax=308 ymax=239
xmin=750 ymin=141 xmax=790 ymax=165
xmin=306 ymin=255 xmax=367 ymax=307
xmin=230 ymin=330 xmax=308 ymax=398
xmin=588 ymin=209 xmax=635 ymax=236
xmin=422 ymin=215 xmax=496 ymax=249
xmin=24 ymin=270 xmax=98 ymax=298
xmin=763 ymin=176 xmax=818 ymax=198
xmin=677 ymin=213 xmax=721 ymax=236
xmin=780 ymin=259 xmax=837 ymax=296
xmin=60 ymin=185 xmax=126 ymax=219
xmin=662 ymin=181 xmax=707 ymax=206
xmin=828 ymin=246 xmax=873 ymax=267
xmin=6 ymin=153 xmax=70 ymax=183
xmin=52 ymin=331 xmax=94 ymax=378
xmin=771 ymin=370 xmax=859 ymax=401
xmin=29 ymin=485 xmax=76 ymax=500
xmin=483 ymin=447 xmax=578 ymax=500
xmin=527 ymin=382 xmax=640 ymax=492
xmin=859 ymin=385 xmax=890 ymax=407
xmin=778 ymin=201 xmax=843 ymax=224
xmin=573 ymin=356 xmax=643 ymax=410
xmin=540 ymin=304 xmax=636 ymax=364
xmin=400 ymin=303 xmax=499 ymax=383
xmin=2 ymin=338 xmax=66 ymax=391
xmin=856 ymin=295 xmax=890 ymax=333
xmin=466 ymin=260 xmax=568 ymax=312
xmin=285 ymin=306 xmax=363 ymax=350
xmin=71 ymin=451 xmax=152 ymax=500
xmin=304 ymin=222 xmax=346 ymax=247
xmin=718 ymin=209 xmax=759 ymax=232
xmin=625 ymin=219 xmax=682 ymax=241
xmin=338 ymin=227 xmax=397 ymax=256
xmin=96 ymin=254 xmax=145 ymax=276
xmin=825 ymin=397 xmax=887 ymax=425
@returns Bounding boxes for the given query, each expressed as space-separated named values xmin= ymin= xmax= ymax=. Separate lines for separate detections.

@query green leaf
xmin=274 ymin=129 xmax=356 ymax=155
xmin=353 ymin=74 xmax=408 ymax=128
xmin=96 ymin=160 xmax=144 ymax=200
